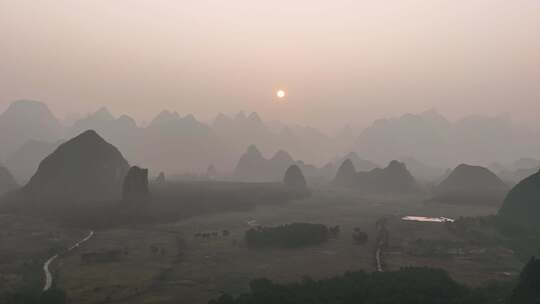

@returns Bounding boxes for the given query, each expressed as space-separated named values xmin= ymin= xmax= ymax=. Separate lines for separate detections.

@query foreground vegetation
xmin=209 ymin=267 xmax=514 ymax=304
xmin=2 ymin=190 xmax=533 ymax=304
xmin=210 ymin=259 xmax=540 ymax=304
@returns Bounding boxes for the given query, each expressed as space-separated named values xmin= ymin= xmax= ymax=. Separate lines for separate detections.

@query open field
xmin=30 ymin=189 xmax=521 ymax=304
xmin=0 ymin=215 xmax=86 ymax=295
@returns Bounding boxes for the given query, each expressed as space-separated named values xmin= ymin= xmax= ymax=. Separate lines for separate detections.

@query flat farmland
xmin=50 ymin=190 xmax=521 ymax=304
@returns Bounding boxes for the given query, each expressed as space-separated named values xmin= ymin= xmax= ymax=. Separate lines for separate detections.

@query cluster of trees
xmin=209 ymin=256 xmax=540 ymax=304
xmin=245 ymin=223 xmax=330 ymax=248
xmin=352 ymin=228 xmax=368 ymax=244
xmin=209 ymin=267 xmax=509 ymax=304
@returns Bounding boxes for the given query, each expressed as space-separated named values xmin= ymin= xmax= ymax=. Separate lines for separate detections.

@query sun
xmin=276 ymin=90 xmax=286 ymax=99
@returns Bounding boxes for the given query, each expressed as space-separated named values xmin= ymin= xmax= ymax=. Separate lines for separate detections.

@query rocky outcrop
xmin=498 ymin=169 xmax=540 ymax=227
xmin=358 ymin=160 xmax=419 ymax=194
xmin=434 ymin=164 xmax=508 ymax=205
xmin=122 ymin=166 xmax=150 ymax=204
xmin=0 ymin=165 xmax=18 ymax=195
xmin=22 ymin=130 xmax=130 ymax=203
xmin=283 ymin=165 xmax=307 ymax=189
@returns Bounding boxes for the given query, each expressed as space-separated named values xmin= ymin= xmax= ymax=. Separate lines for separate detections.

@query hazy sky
xmin=1 ymin=0 xmax=539 ymax=130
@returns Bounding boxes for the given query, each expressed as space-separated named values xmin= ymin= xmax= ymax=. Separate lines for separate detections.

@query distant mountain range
xmin=489 ymin=158 xmax=540 ymax=184
xmin=0 ymin=100 xmax=64 ymax=160
xmin=232 ymin=146 xmax=377 ymax=184
xmin=1 ymin=100 xmax=540 ymax=185
xmin=354 ymin=110 xmax=540 ymax=169
xmin=0 ymin=100 xmax=352 ymax=182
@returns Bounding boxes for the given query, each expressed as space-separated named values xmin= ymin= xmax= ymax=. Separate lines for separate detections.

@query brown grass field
xmin=1 ymin=189 xmax=523 ymax=304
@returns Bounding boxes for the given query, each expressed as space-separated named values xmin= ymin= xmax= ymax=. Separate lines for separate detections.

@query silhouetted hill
xmin=69 ymin=108 xmax=140 ymax=162
xmin=333 ymin=159 xmax=356 ymax=187
xmin=22 ymin=130 xmax=130 ymax=203
xmin=498 ymin=169 xmax=540 ymax=228
xmin=233 ymin=145 xmax=265 ymax=181
xmin=0 ymin=100 xmax=64 ymax=159
xmin=333 ymin=160 xmax=420 ymax=195
xmin=69 ymin=108 xmax=226 ymax=174
xmin=283 ymin=165 xmax=307 ymax=189
xmin=433 ymin=164 xmax=509 ymax=205
xmin=233 ymin=146 xmax=295 ymax=182
xmin=0 ymin=100 xmax=353 ymax=176
xmin=334 ymin=152 xmax=378 ymax=172
xmin=122 ymin=166 xmax=150 ymax=204
xmin=356 ymin=160 xmax=420 ymax=195
xmin=320 ymin=152 xmax=378 ymax=184
xmin=0 ymin=165 xmax=18 ymax=195
xmin=509 ymin=256 xmax=540 ymax=304
xmin=232 ymin=145 xmax=340 ymax=184
xmin=295 ymin=152 xmax=375 ymax=184
xmin=213 ymin=111 xmax=349 ymax=170
xmin=4 ymin=140 xmax=61 ymax=184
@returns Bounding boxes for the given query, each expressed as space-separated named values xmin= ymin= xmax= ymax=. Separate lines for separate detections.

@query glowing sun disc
xmin=276 ymin=90 xmax=286 ymax=98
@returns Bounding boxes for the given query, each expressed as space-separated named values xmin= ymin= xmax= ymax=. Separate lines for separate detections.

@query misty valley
xmin=0 ymin=100 xmax=539 ymax=304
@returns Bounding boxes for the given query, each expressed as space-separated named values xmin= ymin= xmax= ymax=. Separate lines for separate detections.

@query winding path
xmin=43 ymin=230 xmax=94 ymax=291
